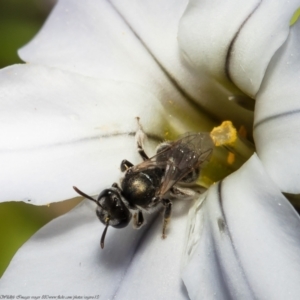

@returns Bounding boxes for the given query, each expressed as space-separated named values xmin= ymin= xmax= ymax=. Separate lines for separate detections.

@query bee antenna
xmin=100 ymin=221 xmax=110 ymax=249
xmin=73 ymin=186 xmax=98 ymax=204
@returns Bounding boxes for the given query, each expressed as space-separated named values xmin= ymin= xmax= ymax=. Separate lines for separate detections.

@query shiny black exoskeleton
xmin=121 ymin=168 xmax=164 ymax=208
xmin=73 ymin=123 xmax=214 ymax=249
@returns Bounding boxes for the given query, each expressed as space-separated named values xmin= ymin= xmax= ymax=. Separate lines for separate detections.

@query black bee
xmin=73 ymin=124 xmax=213 ymax=249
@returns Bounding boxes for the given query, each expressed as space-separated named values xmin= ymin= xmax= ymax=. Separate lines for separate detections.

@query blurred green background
xmin=0 ymin=0 xmax=55 ymax=68
xmin=0 ymin=0 xmax=81 ymax=278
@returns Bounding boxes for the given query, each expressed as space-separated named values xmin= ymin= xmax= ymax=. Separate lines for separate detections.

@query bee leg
xmin=112 ymin=182 xmax=122 ymax=192
xmin=137 ymin=142 xmax=149 ymax=161
xmin=133 ymin=210 xmax=144 ymax=228
xmin=170 ymin=186 xmax=204 ymax=201
xmin=162 ymin=199 xmax=172 ymax=239
xmin=120 ymin=159 xmax=134 ymax=172
xmin=135 ymin=118 xmax=149 ymax=161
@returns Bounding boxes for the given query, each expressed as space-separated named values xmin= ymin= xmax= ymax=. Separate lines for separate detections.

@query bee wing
xmin=130 ymin=143 xmax=174 ymax=172
xmin=157 ymin=132 xmax=214 ymax=197
xmin=173 ymin=132 xmax=214 ymax=161
xmin=130 ymin=132 xmax=213 ymax=197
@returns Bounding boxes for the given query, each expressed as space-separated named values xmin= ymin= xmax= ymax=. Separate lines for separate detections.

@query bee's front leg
xmin=120 ymin=159 xmax=134 ymax=172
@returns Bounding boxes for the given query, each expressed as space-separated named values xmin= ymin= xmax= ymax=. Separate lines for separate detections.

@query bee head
xmin=96 ymin=188 xmax=132 ymax=229
xmin=73 ymin=186 xmax=131 ymax=249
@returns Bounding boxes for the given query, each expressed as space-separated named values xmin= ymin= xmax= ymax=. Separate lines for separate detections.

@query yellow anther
xmin=210 ymin=121 xmax=237 ymax=147
xmin=227 ymin=152 xmax=235 ymax=165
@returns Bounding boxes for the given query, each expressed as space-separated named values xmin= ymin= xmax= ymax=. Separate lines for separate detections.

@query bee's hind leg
xmin=135 ymin=117 xmax=149 ymax=161
xmin=162 ymin=199 xmax=173 ymax=239
xmin=170 ymin=185 xmax=206 ymax=201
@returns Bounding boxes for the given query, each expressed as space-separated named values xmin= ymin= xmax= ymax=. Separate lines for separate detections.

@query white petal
xmin=19 ymin=0 xmax=186 ymax=107
xmin=182 ymin=154 xmax=300 ymax=300
xmin=20 ymin=0 xmax=253 ymax=133
xmin=0 ymin=64 xmax=165 ymax=204
xmin=19 ymin=0 xmax=163 ymax=85
xmin=0 ymin=199 xmax=191 ymax=299
xmin=111 ymin=0 xmax=254 ymax=137
xmin=254 ymin=19 xmax=300 ymax=193
xmin=179 ymin=0 xmax=299 ymax=97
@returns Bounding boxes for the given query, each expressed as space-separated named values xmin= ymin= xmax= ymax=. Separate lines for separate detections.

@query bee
xmin=73 ymin=122 xmax=214 ymax=249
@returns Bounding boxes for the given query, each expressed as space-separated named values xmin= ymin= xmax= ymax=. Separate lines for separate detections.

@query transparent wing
xmin=130 ymin=132 xmax=213 ymax=198
xmin=156 ymin=132 xmax=213 ymax=197
xmin=130 ymin=143 xmax=173 ymax=172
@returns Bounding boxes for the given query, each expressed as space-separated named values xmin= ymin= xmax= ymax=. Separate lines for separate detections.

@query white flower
xmin=1 ymin=0 xmax=300 ymax=299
